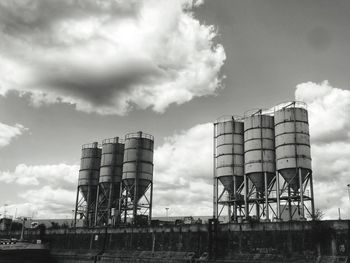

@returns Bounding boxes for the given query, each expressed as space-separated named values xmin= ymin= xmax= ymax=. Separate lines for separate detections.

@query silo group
xmin=213 ymin=101 xmax=315 ymax=222
xmin=74 ymin=131 xmax=154 ymax=227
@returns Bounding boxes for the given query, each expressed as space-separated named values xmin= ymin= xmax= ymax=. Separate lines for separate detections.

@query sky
xmin=0 ymin=0 xmax=350 ymax=220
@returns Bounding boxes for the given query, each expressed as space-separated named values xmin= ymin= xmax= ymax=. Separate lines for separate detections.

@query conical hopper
xmin=218 ymin=175 xmax=243 ymax=193
xmin=79 ymin=185 xmax=97 ymax=203
xmin=247 ymin=172 xmax=274 ymax=194
xmin=80 ymin=185 xmax=89 ymax=201
xmin=123 ymin=178 xmax=151 ymax=202
xmin=279 ymin=168 xmax=309 ymax=192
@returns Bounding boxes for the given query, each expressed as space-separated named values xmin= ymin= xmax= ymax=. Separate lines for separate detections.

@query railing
xmin=215 ymin=115 xmax=244 ymax=123
xmin=102 ymin=137 xmax=125 ymax=144
xmin=82 ymin=142 xmax=101 ymax=149
xmin=274 ymin=101 xmax=307 ymax=111
xmin=125 ymin=132 xmax=154 ymax=141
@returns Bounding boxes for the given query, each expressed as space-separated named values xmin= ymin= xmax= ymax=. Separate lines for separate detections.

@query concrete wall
xmin=1 ymin=220 xmax=349 ymax=262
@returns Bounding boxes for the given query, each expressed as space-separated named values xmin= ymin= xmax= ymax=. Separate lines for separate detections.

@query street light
xmin=165 ymin=208 xmax=169 ymax=219
xmin=347 ymin=184 xmax=350 ymax=201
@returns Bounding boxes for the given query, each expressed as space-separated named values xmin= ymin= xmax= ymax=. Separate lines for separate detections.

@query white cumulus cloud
xmin=0 ymin=163 xmax=79 ymax=190
xmin=0 ymin=0 xmax=226 ymax=115
xmin=296 ymin=80 xmax=350 ymax=219
xmin=153 ymin=123 xmax=213 ymax=216
xmin=0 ymin=122 xmax=27 ymax=148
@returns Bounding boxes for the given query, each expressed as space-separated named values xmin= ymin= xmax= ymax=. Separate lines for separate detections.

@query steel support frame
xmin=214 ymin=177 xmax=245 ymax=222
xmin=119 ymin=180 xmax=153 ymax=225
xmin=244 ymin=174 xmax=278 ymax=221
xmin=277 ymin=169 xmax=315 ymax=220
xmin=74 ymin=185 xmax=96 ymax=228
xmin=94 ymin=182 xmax=120 ymax=227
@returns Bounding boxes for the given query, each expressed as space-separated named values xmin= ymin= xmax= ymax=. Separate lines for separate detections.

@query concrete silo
xmin=274 ymin=101 xmax=315 ymax=220
xmin=94 ymin=137 xmax=124 ymax=227
xmin=213 ymin=116 xmax=245 ymax=222
xmin=74 ymin=142 xmax=101 ymax=227
xmin=244 ymin=110 xmax=276 ymax=221
xmin=120 ymin=131 xmax=154 ymax=225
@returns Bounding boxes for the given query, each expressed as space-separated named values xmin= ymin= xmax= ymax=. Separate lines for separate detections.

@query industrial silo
xmin=213 ymin=116 xmax=245 ymax=222
xmin=120 ymin=131 xmax=154 ymax=225
xmin=274 ymin=101 xmax=314 ymax=220
xmin=95 ymin=137 xmax=124 ymax=226
xmin=74 ymin=142 xmax=101 ymax=227
xmin=244 ymin=110 xmax=276 ymax=220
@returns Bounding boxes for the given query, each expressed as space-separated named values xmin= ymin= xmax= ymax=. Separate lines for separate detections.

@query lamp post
xmin=347 ymin=184 xmax=350 ymax=201
xmin=165 ymin=208 xmax=169 ymax=219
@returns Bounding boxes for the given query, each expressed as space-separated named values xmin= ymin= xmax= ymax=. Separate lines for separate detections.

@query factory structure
xmin=74 ymin=131 xmax=154 ymax=227
xmin=73 ymin=101 xmax=314 ymax=228
xmin=213 ymin=101 xmax=315 ymax=222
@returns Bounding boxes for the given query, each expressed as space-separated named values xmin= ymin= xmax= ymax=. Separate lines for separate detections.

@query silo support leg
xmin=244 ymin=175 xmax=248 ymax=219
xmin=299 ymin=168 xmax=305 ymax=219
xmin=276 ymin=171 xmax=280 ymax=220
xmin=74 ymin=187 xmax=80 ymax=228
xmin=309 ymin=173 xmax=315 ymax=218
xmin=264 ymin=172 xmax=269 ymax=221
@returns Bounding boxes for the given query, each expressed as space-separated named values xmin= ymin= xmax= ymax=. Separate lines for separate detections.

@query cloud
xmin=153 ymin=123 xmax=213 ymax=216
xmin=0 ymin=0 xmax=226 ymax=115
xmin=0 ymin=163 xmax=79 ymax=190
xmin=2 ymin=187 xmax=76 ymax=219
xmin=296 ymin=80 xmax=350 ymax=219
xmin=0 ymin=122 xmax=27 ymax=148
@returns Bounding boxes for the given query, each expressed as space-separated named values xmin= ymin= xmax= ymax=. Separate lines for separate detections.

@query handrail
xmin=82 ymin=142 xmax=101 ymax=149
xmin=102 ymin=137 xmax=125 ymax=144
xmin=125 ymin=132 xmax=154 ymax=141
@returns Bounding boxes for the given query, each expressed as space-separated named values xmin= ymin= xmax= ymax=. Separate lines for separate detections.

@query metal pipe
xmin=213 ymin=123 xmax=218 ymax=219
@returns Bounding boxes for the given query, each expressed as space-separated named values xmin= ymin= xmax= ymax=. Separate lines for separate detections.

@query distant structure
xmin=213 ymin=101 xmax=315 ymax=222
xmin=120 ymin=132 xmax=154 ymax=225
xmin=74 ymin=131 xmax=154 ymax=228
xmin=94 ymin=137 xmax=124 ymax=227
xmin=74 ymin=142 xmax=101 ymax=227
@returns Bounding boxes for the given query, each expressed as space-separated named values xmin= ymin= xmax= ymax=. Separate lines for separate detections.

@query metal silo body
xmin=216 ymin=118 xmax=244 ymax=193
xmin=121 ymin=131 xmax=154 ymax=225
xmin=274 ymin=106 xmax=312 ymax=191
xmin=75 ymin=142 xmax=101 ymax=227
xmin=244 ymin=114 xmax=275 ymax=193
xmin=95 ymin=137 xmax=124 ymax=226
xmin=78 ymin=142 xmax=101 ymax=202
xmin=273 ymin=101 xmax=315 ymax=221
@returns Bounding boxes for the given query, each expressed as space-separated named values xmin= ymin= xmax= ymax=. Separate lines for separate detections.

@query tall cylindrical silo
xmin=274 ymin=102 xmax=312 ymax=191
xmin=121 ymin=131 xmax=154 ymax=224
xmin=215 ymin=116 xmax=244 ymax=193
xmin=244 ymin=113 xmax=275 ymax=194
xmin=95 ymin=137 xmax=124 ymax=226
xmin=76 ymin=142 xmax=101 ymax=226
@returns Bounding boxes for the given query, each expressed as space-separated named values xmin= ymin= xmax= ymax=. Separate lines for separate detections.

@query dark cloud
xmin=0 ymin=0 xmax=226 ymax=115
